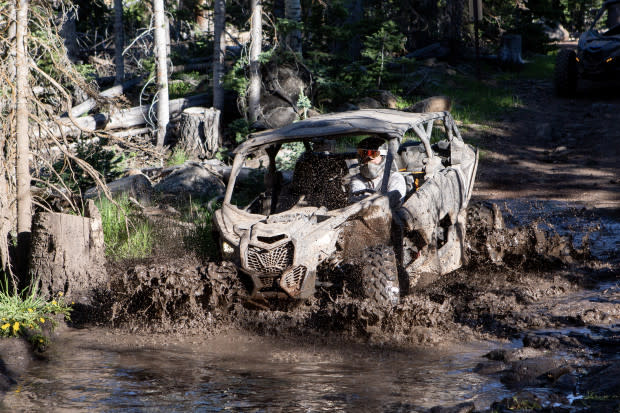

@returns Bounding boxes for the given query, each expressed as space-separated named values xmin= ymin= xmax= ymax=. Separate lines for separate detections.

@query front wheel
xmin=554 ymin=49 xmax=578 ymax=97
xmin=360 ymin=245 xmax=400 ymax=307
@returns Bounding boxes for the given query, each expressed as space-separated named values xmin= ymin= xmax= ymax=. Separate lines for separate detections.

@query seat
xmin=291 ymin=152 xmax=349 ymax=210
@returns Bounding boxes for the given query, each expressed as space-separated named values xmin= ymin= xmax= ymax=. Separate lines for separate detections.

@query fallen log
xmin=54 ymin=93 xmax=209 ymax=138
xmin=68 ymin=76 xmax=143 ymax=118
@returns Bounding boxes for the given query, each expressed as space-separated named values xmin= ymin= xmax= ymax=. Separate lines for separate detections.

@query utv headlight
xmin=221 ymin=241 xmax=235 ymax=259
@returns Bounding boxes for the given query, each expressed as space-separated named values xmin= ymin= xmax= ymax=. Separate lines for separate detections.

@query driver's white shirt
xmin=349 ymin=170 xmax=406 ymax=202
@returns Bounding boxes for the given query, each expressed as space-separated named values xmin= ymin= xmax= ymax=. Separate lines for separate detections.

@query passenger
xmin=349 ymin=137 xmax=406 ymax=207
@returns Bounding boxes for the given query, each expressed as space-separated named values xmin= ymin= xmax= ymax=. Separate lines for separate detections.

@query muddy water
xmin=1 ymin=330 xmax=510 ymax=411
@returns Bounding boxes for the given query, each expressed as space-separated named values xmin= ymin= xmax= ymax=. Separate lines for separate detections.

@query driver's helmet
xmin=357 ymin=136 xmax=388 ymax=180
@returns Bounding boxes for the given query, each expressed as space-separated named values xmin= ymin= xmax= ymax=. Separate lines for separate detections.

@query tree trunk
xmin=153 ymin=0 xmax=170 ymax=147
xmin=213 ymin=0 xmax=226 ymax=112
xmin=29 ymin=201 xmax=108 ymax=302
xmin=114 ymin=0 xmax=124 ymax=84
xmin=446 ymin=0 xmax=464 ymax=61
xmin=248 ymin=0 xmax=262 ymax=122
xmin=60 ymin=7 xmax=79 ymax=63
xmin=178 ymin=107 xmax=221 ymax=159
xmin=285 ymin=0 xmax=302 ymax=53
xmin=54 ymin=94 xmax=210 ymax=138
xmin=68 ymin=76 xmax=143 ymax=118
xmin=15 ymin=0 xmax=32 ymax=249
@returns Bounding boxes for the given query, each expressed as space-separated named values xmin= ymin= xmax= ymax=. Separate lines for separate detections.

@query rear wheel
xmin=554 ymin=49 xmax=578 ymax=97
xmin=360 ymin=245 xmax=400 ymax=307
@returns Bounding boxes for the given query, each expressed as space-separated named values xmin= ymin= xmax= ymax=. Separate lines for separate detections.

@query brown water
xmin=1 ymin=329 xmax=509 ymax=412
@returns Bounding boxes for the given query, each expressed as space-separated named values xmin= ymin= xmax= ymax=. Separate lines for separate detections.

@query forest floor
xmin=1 ymin=66 xmax=619 ymax=412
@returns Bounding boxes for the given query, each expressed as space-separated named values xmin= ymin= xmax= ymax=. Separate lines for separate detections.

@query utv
xmin=555 ymin=0 xmax=620 ymax=96
xmin=212 ymin=109 xmax=478 ymax=306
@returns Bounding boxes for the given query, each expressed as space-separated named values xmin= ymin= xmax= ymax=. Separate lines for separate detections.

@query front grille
xmin=246 ymin=242 xmax=294 ymax=276
xmin=280 ymin=266 xmax=307 ymax=297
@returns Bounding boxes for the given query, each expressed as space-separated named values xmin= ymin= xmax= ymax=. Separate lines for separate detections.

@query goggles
xmin=357 ymin=148 xmax=387 ymax=160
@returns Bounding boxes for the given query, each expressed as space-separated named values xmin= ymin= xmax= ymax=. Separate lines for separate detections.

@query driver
xmin=349 ymin=136 xmax=406 ymax=207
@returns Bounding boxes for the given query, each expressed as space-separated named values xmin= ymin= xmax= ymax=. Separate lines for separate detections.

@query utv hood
xmin=579 ymin=30 xmax=620 ymax=59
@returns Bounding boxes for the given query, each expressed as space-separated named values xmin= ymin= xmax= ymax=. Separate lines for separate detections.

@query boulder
xmin=154 ymin=162 xmax=225 ymax=198
xmin=356 ymin=97 xmax=382 ymax=109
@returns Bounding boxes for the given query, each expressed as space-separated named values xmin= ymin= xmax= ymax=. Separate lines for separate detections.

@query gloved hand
xmin=423 ymin=156 xmax=443 ymax=179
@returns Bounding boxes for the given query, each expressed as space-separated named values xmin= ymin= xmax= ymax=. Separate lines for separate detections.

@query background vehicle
xmin=555 ymin=0 xmax=620 ymax=96
xmin=213 ymin=109 xmax=478 ymax=306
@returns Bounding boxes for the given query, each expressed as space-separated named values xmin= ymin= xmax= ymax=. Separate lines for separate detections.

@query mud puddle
xmin=1 ymin=329 xmax=511 ymax=412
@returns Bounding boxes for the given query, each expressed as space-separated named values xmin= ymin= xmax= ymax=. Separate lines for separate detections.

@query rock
xmin=523 ymin=333 xmax=561 ymax=350
xmin=258 ymin=106 xmax=299 ymax=129
xmin=336 ymin=102 xmax=359 ymax=112
xmin=543 ymin=21 xmax=569 ymax=41
xmin=491 ymin=391 xmax=542 ymax=412
xmin=580 ymin=361 xmax=620 ymax=396
xmin=406 ymin=96 xmax=452 ymax=113
xmin=373 ymin=90 xmax=399 ymax=109
xmin=154 ymin=162 xmax=225 ymax=198
xmin=356 ymin=97 xmax=382 ymax=109
xmin=85 ymin=173 xmax=153 ymax=204
xmin=500 ymin=357 xmax=564 ymax=389
xmin=430 ymin=401 xmax=475 ymax=413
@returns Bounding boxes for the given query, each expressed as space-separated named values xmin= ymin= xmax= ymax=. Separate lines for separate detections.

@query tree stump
xmin=498 ymin=34 xmax=524 ymax=68
xmin=178 ymin=107 xmax=221 ymax=159
xmin=29 ymin=200 xmax=108 ymax=303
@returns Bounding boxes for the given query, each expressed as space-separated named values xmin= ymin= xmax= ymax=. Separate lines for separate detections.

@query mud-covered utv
xmin=555 ymin=0 xmax=620 ymax=96
xmin=213 ymin=109 xmax=478 ymax=306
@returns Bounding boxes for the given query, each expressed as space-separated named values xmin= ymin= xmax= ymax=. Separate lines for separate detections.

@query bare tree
xmin=114 ymin=0 xmax=125 ymax=84
xmin=446 ymin=0 xmax=464 ymax=61
xmin=248 ymin=0 xmax=262 ymax=122
xmin=285 ymin=0 xmax=301 ymax=53
xmin=153 ymin=0 xmax=170 ymax=147
xmin=213 ymin=0 xmax=226 ymax=111
xmin=15 ymin=0 xmax=32 ymax=250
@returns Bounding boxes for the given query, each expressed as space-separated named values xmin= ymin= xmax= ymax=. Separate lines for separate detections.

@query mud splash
xmin=80 ymin=201 xmax=615 ymax=342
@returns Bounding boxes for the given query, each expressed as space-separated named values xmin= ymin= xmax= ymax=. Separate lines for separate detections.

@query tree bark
xmin=29 ymin=201 xmax=108 ymax=302
xmin=178 ymin=107 xmax=221 ymax=159
xmin=153 ymin=0 xmax=170 ymax=147
xmin=114 ymin=0 xmax=125 ymax=84
xmin=248 ymin=0 xmax=262 ymax=122
xmin=285 ymin=0 xmax=302 ymax=53
xmin=213 ymin=0 xmax=226 ymax=112
xmin=15 ymin=0 xmax=31 ymax=243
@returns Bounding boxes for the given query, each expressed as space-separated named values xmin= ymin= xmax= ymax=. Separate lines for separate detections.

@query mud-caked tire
xmin=554 ymin=49 xmax=578 ymax=97
xmin=360 ymin=245 xmax=400 ymax=307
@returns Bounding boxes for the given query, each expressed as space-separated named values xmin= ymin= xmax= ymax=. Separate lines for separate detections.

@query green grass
xmin=0 ymin=276 xmax=71 ymax=346
xmin=178 ymin=198 xmax=221 ymax=260
xmin=96 ymin=195 xmax=154 ymax=260
xmin=166 ymin=147 xmax=189 ymax=166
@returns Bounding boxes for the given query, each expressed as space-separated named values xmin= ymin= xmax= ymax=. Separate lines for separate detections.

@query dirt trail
xmin=471 ymin=77 xmax=620 ymax=216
